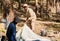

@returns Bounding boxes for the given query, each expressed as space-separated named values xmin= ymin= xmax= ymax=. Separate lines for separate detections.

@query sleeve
xmin=6 ymin=23 xmax=14 ymax=37
xmin=28 ymin=9 xmax=36 ymax=20
xmin=11 ymin=23 xmax=16 ymax=36
xmin=6 ymin=23 xmax=11 ymax=36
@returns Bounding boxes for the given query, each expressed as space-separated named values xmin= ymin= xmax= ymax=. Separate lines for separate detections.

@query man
xmin=6 ymin=17 xmax=19 ymax=41
xmin=23 ymin=4 xmax=36 ymax=31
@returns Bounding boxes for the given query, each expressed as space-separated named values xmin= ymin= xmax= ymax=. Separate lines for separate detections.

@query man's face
xmin=23 ymin=6 xmax=27 ymax=11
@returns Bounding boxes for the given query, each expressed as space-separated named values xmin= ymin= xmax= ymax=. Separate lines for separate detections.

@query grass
xmin=45 ymin=24 xmax=60 ymax=31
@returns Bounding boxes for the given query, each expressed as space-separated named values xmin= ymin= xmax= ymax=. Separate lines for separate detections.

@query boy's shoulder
xmin=9 ymin=22 xmax=15 ymax=27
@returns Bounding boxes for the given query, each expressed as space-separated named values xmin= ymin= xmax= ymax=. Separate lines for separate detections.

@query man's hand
xmin=28 ymin=18 xmax=32 ymax=20
xmin=26 ymin=18 xmax=31 ymax=24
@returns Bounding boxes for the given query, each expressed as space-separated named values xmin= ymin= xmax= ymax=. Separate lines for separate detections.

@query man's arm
xmin=28 ymin=8 xmax=36 ymax=20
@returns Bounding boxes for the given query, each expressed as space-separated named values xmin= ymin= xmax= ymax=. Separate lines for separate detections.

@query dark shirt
xmin=6 ymin=22 xmax=16 ymax=41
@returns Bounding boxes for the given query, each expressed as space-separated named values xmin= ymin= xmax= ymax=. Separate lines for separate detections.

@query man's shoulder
xmin=28 ymin=8 xmax=33 ymax=11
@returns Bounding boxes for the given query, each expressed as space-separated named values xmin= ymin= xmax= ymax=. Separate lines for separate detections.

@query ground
xmin=0 ymin=16 xmax=60 ymax=41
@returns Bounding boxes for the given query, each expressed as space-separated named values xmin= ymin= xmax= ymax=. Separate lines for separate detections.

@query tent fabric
xmin=16 ymin=24 xmax=51 ymax=41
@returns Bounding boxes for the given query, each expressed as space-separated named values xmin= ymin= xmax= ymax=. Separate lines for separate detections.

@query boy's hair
xmin=13 ymin=16 xmax=20 ymax=24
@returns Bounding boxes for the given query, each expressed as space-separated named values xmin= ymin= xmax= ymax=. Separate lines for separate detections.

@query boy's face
xmin=13 ymin=18 xmax=17 ymax=25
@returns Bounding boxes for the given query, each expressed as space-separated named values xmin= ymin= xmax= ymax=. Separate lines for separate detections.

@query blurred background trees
xmin=0 ymin=0 xmax=60 ymax=21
